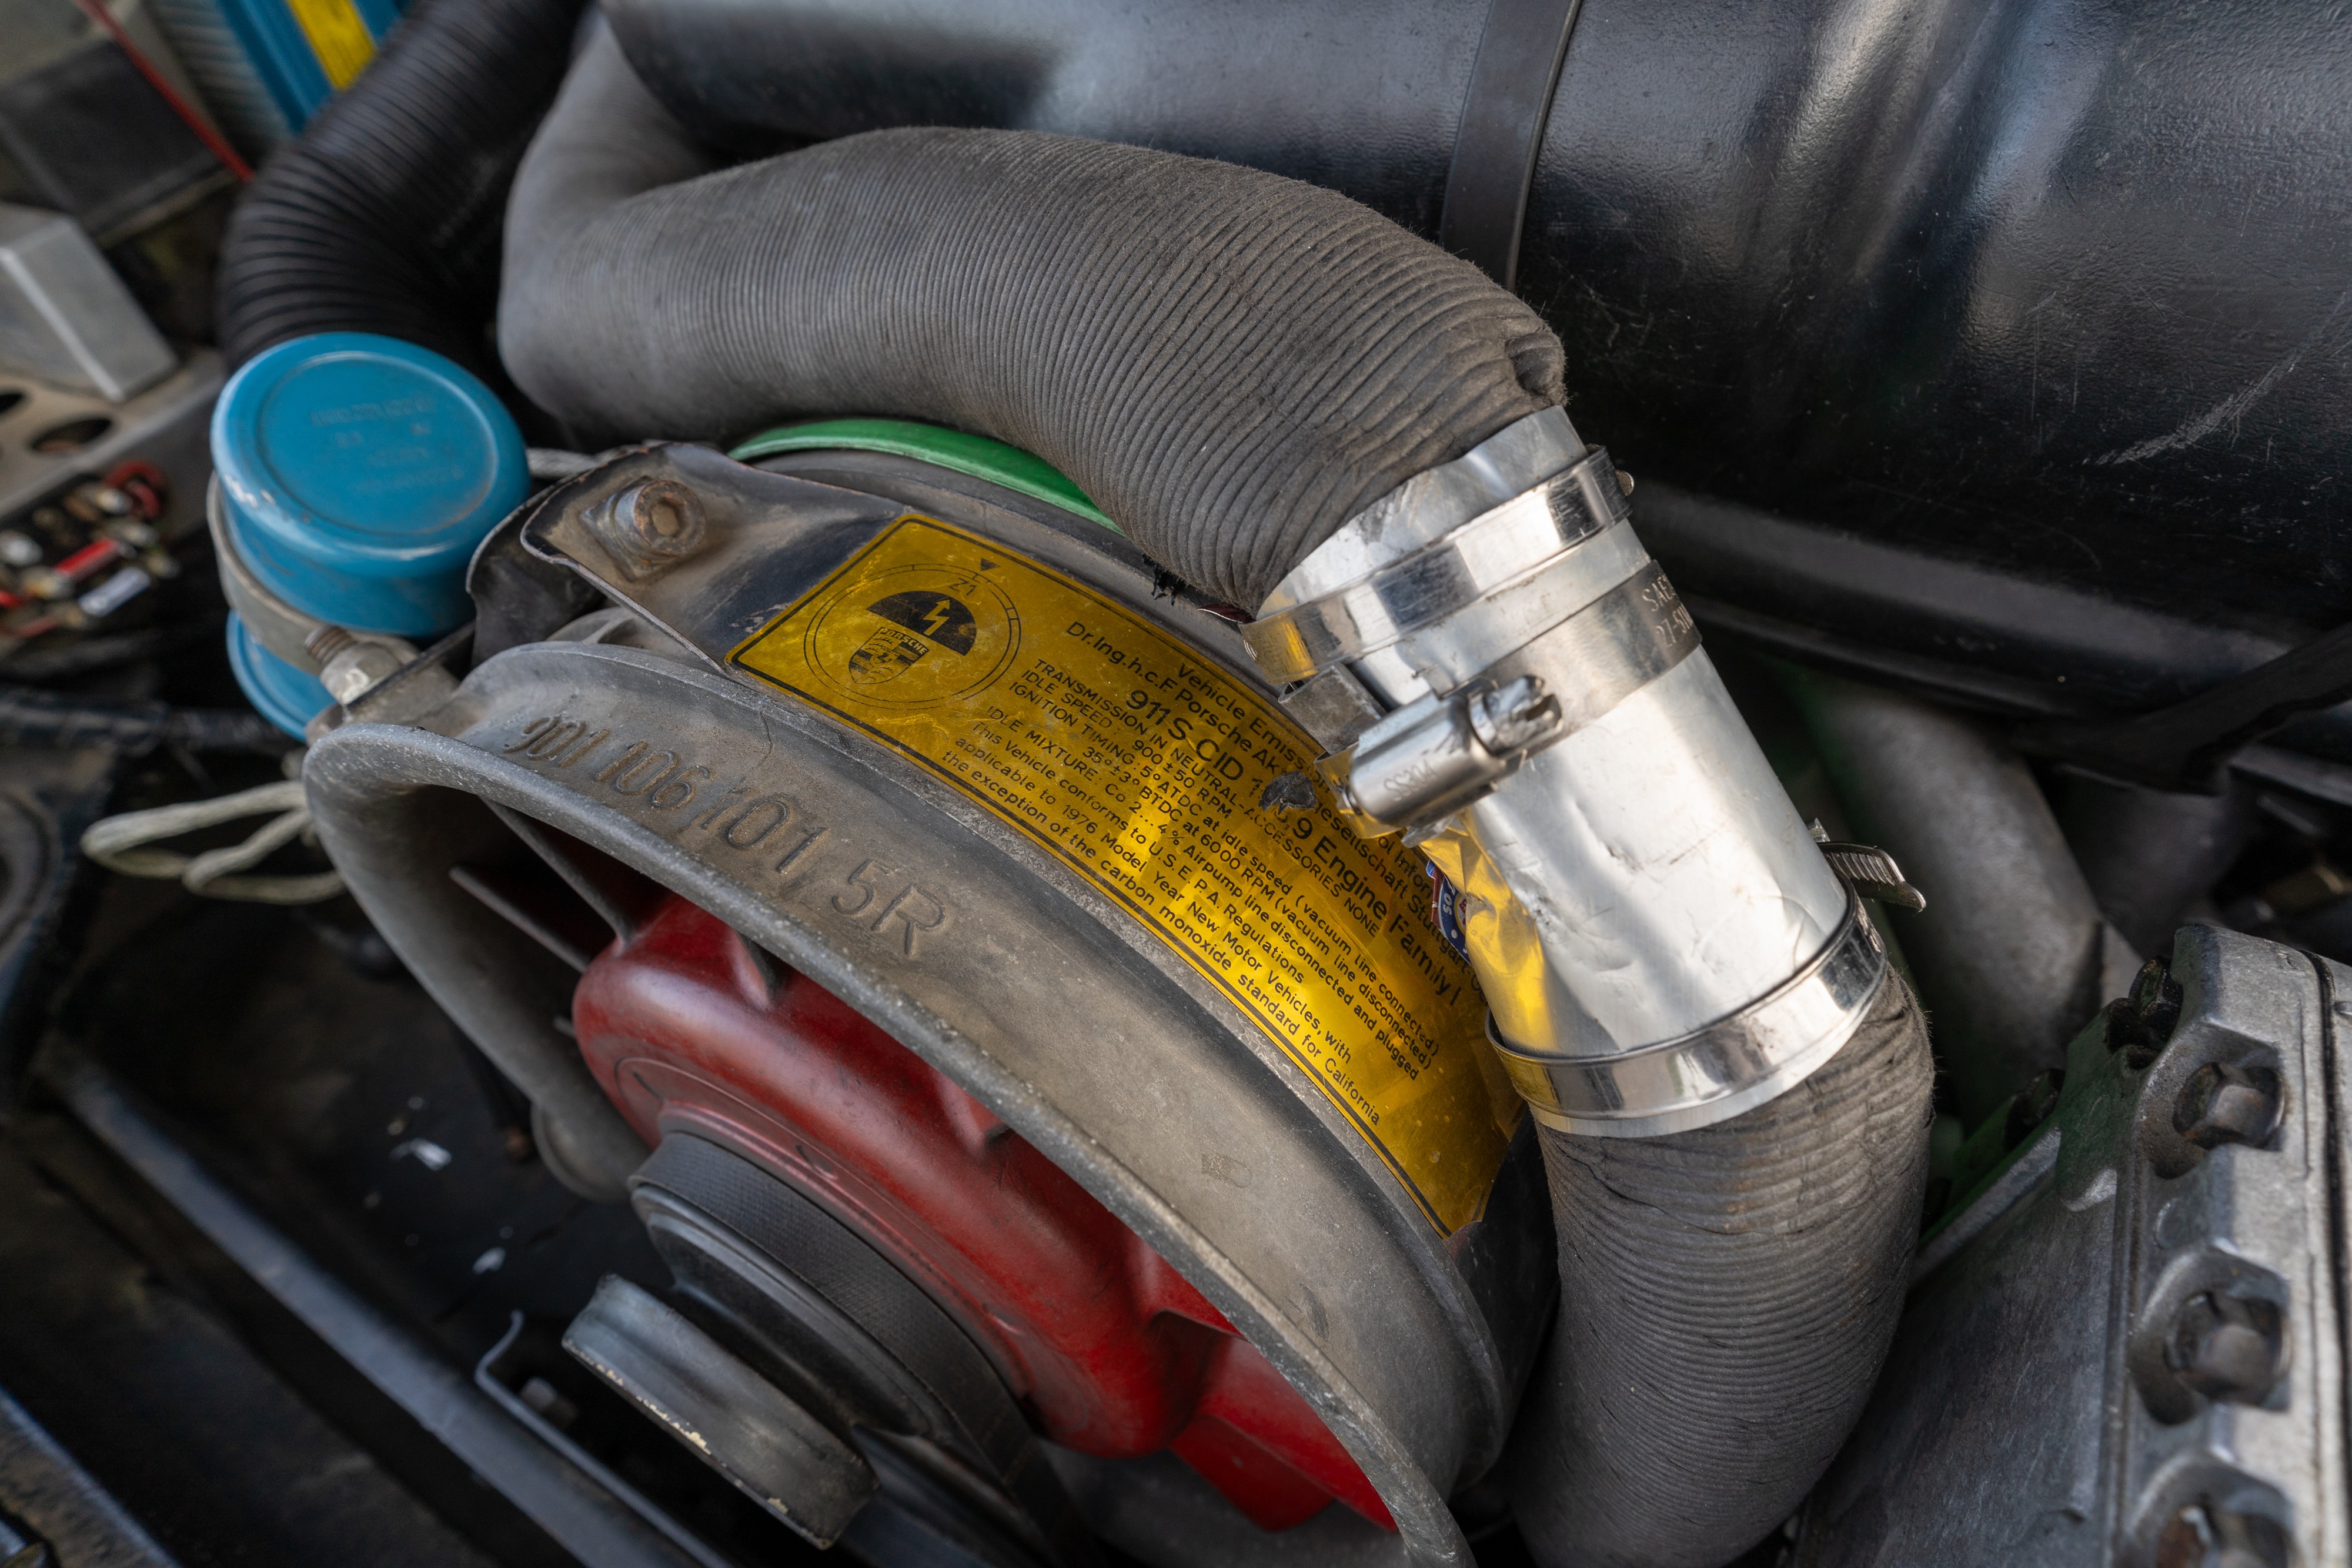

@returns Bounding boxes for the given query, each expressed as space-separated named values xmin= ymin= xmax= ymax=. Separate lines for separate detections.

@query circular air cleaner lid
xmin=212 ymin=332 xmax=527 ymax=636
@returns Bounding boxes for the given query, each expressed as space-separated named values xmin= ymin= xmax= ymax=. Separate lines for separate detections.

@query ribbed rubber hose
xmin=0 ymin=684 xmax=291 ymax=755
xmin=499 ymin=28 xmax=1563 ymax=609
xmin=496 ymin=30 xmax=1935 ymax=1565
xmin=1509 ymin=977 xmax=1935 ymax=1567
xmin=215 ymin=0 xmax=587 ymax=379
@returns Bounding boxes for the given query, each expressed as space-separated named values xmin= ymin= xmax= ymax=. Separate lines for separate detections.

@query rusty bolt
xmin=2167 ymin=1291 xmax=2286 ymax=1405
xmin=2173 ymin=1062 xmax=2283 ymax=1151
xmin=589 ymin=480 xmax=706 ymax=576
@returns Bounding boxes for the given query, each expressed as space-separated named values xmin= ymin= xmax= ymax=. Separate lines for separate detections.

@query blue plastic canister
xmin=225 ymin=617 xmax=334 ymax=737
xmin=213 ymin=332 xmax=526 ymax=734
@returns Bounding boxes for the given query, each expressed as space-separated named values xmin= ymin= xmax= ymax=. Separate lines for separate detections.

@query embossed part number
xmin=505 ymin=711 xmax=951 ymax=957
xmin=834 ymin=859 xmax=949 ymax=957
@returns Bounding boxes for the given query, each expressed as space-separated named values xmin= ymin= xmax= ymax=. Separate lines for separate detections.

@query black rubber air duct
xmin=497 ymin=34 xmax=1937 ymax=1564
xmin=592 ymin=0 xmax=2352 ymax=753
xmin=215 ymin=0 xmax=587 ymax=380
xmin=1508 ymin=979 xmax=1932 ymax=1567
xmin=497 ymin=26 xmax=1561 ymax=609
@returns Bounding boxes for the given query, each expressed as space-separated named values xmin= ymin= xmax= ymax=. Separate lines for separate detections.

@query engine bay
xmin=0 ymin=1 xmax=2346 ymax=1565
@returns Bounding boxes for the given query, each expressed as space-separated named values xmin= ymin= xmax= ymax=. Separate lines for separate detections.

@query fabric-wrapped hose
xmin=1509 ymin=977 xmax=1934 ymax=1566
xmin=499 ymin=27 xmax=1563 ymax=610
xmin=215 ymin=0 xmax=587 ymax=379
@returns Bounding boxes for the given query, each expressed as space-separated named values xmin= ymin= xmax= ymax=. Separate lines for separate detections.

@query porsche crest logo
xmin=846 ymin=590 xmax=980 ymax=686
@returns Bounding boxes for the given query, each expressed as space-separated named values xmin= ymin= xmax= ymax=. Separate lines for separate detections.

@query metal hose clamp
xmin=1241 ymin=445 xmax=1630 ymax=683
xmin=1485 ymin=887 xmax=1889 ymax=1137
xmin=1248 ymin=407 xmax=1869 ymax=1137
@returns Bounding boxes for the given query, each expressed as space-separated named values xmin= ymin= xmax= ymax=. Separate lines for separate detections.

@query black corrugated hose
xmin=498 ymin=27 xmax=1563 ymax=609
xmin=214 ymin=0 xmax=588 ymax=380
xmin=216 ymin=12 xmax=1937 ymax=1563
xmin=0 ymin=684 xmax=292 ymax=755
xmin=1509 ymin=981 xmax=1932 ymax=1567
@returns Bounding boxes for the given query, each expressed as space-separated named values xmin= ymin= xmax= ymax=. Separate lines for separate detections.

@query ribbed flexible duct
xmin=498 ymin=28 xmax=1562 ymax=609
xmin=1510 ymin=980 xmax=1932 ymax=1567
xmin=214 ymin=0 xmax=587 ymax=380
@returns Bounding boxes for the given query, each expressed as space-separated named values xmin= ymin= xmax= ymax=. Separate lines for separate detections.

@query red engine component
xmin=572 ymin=891 xmax=1393 ymax=1533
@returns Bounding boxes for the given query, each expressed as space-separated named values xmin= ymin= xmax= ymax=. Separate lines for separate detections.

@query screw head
xmin=2174 ymin=1062 xmax=2283 ymax=1151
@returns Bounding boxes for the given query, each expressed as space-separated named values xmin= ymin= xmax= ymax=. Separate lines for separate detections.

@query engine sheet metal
xmin=1798 ymin=924 xmax=2349 ymax=1568
xmin=729 ymin=514 xmax=1521 ymax=1236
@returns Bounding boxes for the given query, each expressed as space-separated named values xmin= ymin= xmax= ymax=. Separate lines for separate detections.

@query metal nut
xmin=2107 ymin=955 xmax=2184 ymax=1067
xmin=305 ymin=624 xmax=417 ymax=705
xmin=2173 ymin=1062 xmax=2283 ymax=1151
xmin=2003 ymin=1067 xmax=2064 ymax=1148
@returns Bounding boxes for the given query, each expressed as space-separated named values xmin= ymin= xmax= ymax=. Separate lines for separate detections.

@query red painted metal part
xmin=572 ymin=892 xmax=1393 ymax=1533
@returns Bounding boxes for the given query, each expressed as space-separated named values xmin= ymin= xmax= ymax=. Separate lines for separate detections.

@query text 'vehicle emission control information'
xmin=731 ymin=516 xmax=1520 ymax=1233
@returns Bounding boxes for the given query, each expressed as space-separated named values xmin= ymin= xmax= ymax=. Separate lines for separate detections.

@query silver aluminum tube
xmin=1253 ymin=409 xmax=1872 ymax=1136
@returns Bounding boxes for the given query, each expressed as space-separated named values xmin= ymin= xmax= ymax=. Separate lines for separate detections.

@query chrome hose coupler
xmin=1247 ymin=408 xmax=1887 ymax=1137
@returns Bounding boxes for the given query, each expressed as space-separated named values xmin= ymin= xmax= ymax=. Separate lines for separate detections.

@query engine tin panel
xmin=1797 ymin=925 xmax=2350 ymax=1567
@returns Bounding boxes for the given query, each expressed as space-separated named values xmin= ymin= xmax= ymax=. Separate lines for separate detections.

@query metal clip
xmin=1326 ymin=674 xmax=1563 ymax=838
xmin=1808 ymin=821 xmax=1927 ymax=912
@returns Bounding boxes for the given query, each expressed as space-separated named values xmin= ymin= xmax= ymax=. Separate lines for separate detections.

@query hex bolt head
xmin=588 ymin=480 xmax=707 ymax=576
xmin=2166 ymin=1291 xmax=2287 ymax=1404
xmin=625 ymin=483 xmax=701 ymax=551
xmin=2173 ymin=1062 xmax=2284 ymax=1151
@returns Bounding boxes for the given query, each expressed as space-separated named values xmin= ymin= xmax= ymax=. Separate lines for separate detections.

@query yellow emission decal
xmin=733 ymin=516 xmax=1521 ymax=1234
xmin=286 ymin=0 xmax=375 ymax=88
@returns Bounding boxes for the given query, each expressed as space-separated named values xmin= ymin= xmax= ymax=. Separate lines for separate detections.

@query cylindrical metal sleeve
xmin=497 ymin=29 xmax=1563 ymax=610
xmin=1505 ymin=975 xmax=1936 ymax=1568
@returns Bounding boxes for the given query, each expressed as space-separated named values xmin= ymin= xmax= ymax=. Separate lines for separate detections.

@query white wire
xmin=81 ymin=776 xmax=346 ymax=904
